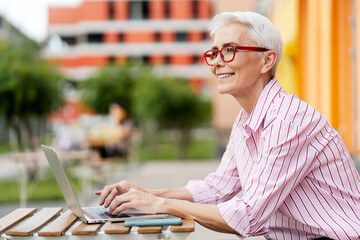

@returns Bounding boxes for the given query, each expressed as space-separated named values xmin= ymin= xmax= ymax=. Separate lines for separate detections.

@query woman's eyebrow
xmin=223 ymin=42 xmax=239 ymax=47
xmin=211 ymin=42 xmax=240 ymax=50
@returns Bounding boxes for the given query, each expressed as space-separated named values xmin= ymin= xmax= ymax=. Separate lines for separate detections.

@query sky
xmin=0 ymin=0 xmax=82 ymax=42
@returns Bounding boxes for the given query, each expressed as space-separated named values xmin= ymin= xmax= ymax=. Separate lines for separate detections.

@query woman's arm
xmin=107 ymin=187 xmax=237 ymax=234
xmin=149 ymin=187 xmax=194 ymax=201
xmin=95 ymin=181 xmax=194 ymax=207
xmin=163 ymin=198 xmax=238 ymax=234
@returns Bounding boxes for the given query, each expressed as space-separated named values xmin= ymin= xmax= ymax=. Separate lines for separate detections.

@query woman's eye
xmin=210 ymin=52 xmax=217 ymax=59
xmin=225 ymin=47 xmax=234 ymax=53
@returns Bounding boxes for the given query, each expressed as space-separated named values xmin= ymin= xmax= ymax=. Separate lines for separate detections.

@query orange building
xmin=44 ymin=0 xmax=213 ymax=88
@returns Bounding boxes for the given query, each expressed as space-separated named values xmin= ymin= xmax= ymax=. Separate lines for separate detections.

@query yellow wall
xmin=271 ymin=0 xmax=299 ymax=96
xmin=298 ymin=0 xmax=356 ymax=151
xmin=272 ymin=0 xmax=359 ymax=153
xmin=298 ymin=1 xmax=333 ymax=121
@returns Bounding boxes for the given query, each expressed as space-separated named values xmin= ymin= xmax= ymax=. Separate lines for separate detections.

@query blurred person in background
xmin=95 ymin=11 xmax=360 ymax=239
xmin=107 ymin=103 xmax=133 ymax=158
xmin=88 ymin=103 xmax=133 ymax=159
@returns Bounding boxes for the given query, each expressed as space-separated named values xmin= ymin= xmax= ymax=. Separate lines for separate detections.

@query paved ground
xmin=0 ymin=157 xmax=265 ymax=239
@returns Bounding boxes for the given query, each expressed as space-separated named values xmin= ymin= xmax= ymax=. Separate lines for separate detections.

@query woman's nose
xmin=212 ymin=54 xmax=225 ymax=67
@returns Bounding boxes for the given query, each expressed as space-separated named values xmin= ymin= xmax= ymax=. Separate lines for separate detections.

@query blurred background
xmin=0 ymin=0 xmax=359 ymax=209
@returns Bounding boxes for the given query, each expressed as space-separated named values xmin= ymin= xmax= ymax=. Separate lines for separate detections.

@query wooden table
xmin=0 ymin=208 xmax=194 ymax=240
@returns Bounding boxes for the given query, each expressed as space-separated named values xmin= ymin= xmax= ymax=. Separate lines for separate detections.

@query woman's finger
xmin=111 ymin=202 xmax=134 ymax=215
xmin=104 ymin=188 xmax=120 ymax=208
xmin=99 ymin=185 xmax=115 ymax=205
xmin=109 ymin=194 xmax=131 ymax=214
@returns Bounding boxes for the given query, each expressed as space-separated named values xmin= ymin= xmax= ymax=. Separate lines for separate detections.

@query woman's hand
xmin=95 ymin=181 xmax=147 ymax=208
xmin=108 ymin=188 xmax=165 ymax=215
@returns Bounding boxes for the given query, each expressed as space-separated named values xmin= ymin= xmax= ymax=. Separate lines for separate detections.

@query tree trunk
xmin=24 ymin=117 xmax=36 ymax=152
xmin=11 ymin=117 xmax=23 ymax=151
xmin=178 ymin=128 xmax=191 ymax=160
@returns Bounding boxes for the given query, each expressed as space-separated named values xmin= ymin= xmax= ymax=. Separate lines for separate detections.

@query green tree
xmin=81 ymin=63 xmax=146 ymax=118
xmin=0 ymin=43 xmax=64 ymax=151
xmin=133 ymin=76 xmax=212 ymax=158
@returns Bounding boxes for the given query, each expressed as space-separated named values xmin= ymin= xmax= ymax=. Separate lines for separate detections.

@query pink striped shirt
xmin=186 ymin=79 xmax=360 ymax=239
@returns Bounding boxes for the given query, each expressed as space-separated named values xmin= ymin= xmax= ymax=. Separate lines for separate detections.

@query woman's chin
xmin=218 ymin=85 xmax=231 ymax=95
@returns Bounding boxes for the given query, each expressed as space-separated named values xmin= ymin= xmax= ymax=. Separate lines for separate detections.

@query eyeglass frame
xmin=203 ymin=45 xmax=270 ymax=66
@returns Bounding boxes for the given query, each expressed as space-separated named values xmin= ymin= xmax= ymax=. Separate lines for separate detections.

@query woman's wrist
xmin=156 ymin=196 xmax=167 ymax=214
xmin=148 ymin=188 xmax=168 ymax=197
xmin=149 ymin=188 xmax=194 ymax=202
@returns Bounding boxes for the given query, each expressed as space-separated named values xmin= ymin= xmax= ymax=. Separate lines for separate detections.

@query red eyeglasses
xmin=203 ymin=45 xmax=269 ymax=66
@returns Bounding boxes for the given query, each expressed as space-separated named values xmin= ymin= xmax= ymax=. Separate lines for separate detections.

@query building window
xmin=192 ymin=55 xmax=199 ymax=64
xmin=192 ymin=0 xmax=198 ymax=19
xmin=60 ymin=36 xmax=77 ymax=46
xmin=108 ymin=0 xmax=115 ymax=20
xmin=87 ymin=33 xmax=103 ymax=43
xmin=129 ymin=1 xmax=149 ymax=19
xmin=142 ymin=1 xmax=149 ymax=19
xmin=118 ymin=33 xmax=124 ymax=42
xmin=129 ymin=55 xmax=149 ymax=64
xmin=202 ymin=32 xmax=208 ymax=41
xmin=154 ymin=32 xmax=161 ymax=42
xmin=176 ymin=32 xmax=187 ymax=42
xmin=164 ymin=55 xmax=171 ymax=65
xmin=108 ymin=56 xmax=116 ymax=64
xmin=164 ymin=0 xmax=170 ymax=19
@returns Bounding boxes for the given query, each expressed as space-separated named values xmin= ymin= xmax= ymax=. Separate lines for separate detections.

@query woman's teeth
xmin=218 ymin=73 xmax=234 ymax=79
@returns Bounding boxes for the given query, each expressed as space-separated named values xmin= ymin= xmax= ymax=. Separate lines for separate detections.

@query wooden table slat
xmin=38 ymin=210 xmax=78 ymax=236
xmin=137 ymin=226 xmax=162 ymax=234
xmin=6 ymin=207 xmax=62 ymax=236
xmin=170 ymin=219 xmax=195 ymax=232
xmin=0 ymin=208 xmax=37 ymax=233
xmin=72 ymin=222 xmax=102 ymax=235
xmin=103 ymin=222 xmax=131 ymax=234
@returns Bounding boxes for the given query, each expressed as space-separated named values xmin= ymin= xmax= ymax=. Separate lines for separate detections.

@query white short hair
xmin=208 ymin=11 xmax=283 ymax=78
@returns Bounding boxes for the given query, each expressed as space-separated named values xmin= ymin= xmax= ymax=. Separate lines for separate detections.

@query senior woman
xmin=96 ymin=12 xmax=360 ymax=239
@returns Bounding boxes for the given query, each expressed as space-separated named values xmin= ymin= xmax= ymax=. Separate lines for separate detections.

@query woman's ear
xmin=261 ymin=50 xmax=277 ymax=74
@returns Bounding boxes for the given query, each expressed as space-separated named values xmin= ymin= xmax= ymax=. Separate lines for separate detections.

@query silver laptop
xmin=41 ymin=144 xmax=167 ymax=223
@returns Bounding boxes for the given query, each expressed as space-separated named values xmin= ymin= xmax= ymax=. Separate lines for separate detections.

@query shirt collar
xmin=245 ymin=78 xmax=282 ymax=133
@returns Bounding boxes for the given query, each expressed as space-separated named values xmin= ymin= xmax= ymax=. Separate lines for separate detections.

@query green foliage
xmin=132 ymin=74 xmax=212 ymax=158
xmin=0 ymin=43 xmax=64 ymax=122
xmin=132 ymin=72 xmax=212 ymax=159
xmin=82 ymin=62 xmax=211 ymax=129
xmin=133 ymin=76 xmax=211 ymax=130
xmin=81 ymin=63 xmax=150 ymax=118
xmin=0 ymin=141 xmax=12 ymax=154
xmin=0 ymin=42 xmax=64 ymax=151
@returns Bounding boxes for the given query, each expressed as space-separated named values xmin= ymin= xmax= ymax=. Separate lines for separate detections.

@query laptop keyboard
xmin=83 ymin=207 xmax=129 ymax=219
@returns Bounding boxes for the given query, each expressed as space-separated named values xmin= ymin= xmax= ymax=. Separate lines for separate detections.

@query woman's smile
xmin=217 ymin=73 xmax=235 ymax=81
